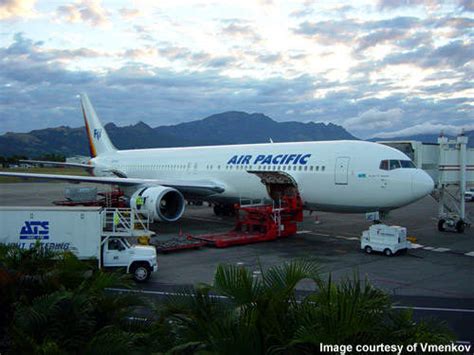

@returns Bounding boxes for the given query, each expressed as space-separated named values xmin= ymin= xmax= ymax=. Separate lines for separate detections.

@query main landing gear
xmin=213 ymin=203 xmax=236 ymax=217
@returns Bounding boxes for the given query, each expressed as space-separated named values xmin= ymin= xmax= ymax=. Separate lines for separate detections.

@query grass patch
xmin=0 ymin=167 xmax=89 ymax=183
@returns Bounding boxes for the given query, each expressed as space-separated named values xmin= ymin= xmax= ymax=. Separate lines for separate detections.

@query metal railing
xmin=102 ymin=208 xmax=154 ymax=237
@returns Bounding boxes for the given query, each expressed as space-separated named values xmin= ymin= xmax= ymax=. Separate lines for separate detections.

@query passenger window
xmin=380 ymin=160 xmax=389 ymax=170
xmin=321 ymin=166 xmax=325 ymax=171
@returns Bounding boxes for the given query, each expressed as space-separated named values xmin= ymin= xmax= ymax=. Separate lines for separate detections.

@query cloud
xmin=458 ymin=0 xmax=474 ymax=12
xmin=289 ymin=7 xmax=313 ymax=18
xmin=220 ymin=19 xmax=261 ymax=42
xmin=0 ymin=0 xmax=36 ymax=19
xmin=1 ymin=0 xmax=473 ymax=142
xmin=3 ymin=32 xmax=109 ymax=63
xmin=257 ymin=53 xmax=282 ymax=64
xmin=293 ymin=19 xmax=358 ymax=45
xmin=375 ymin=122 xmax=474 ymax=138
xmin=377 ymin=0 xmax=440 ymax=11
xmin=357 ymin=28 xmax=407 ymax=51
xmin=344 ymin=108 xmax=403 ymax=131
xmin=158 ymin=45 xmax=191 ymax=61
xmin=381 ymin=40 xmax=473 ymax=69
xmin=118 ymin=7 xmax=142 ymax=19
xmin=56 ymin=0 xmax=110 ymax=27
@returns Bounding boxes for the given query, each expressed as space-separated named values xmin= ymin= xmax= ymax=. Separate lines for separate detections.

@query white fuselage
xmin=91 ymin=140 xmax=434 ymax=213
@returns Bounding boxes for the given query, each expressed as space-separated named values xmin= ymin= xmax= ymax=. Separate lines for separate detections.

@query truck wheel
xmin=456 ymin=221 xmax=465 ymax=234
xmin=437 ymin=219 xmax=445 ymax=232
xmin=384 ymin=248 xmax=393 ymax=257
xmin=132 ymin=263 xmax=151 ymax=283
xmin=364 ymin=246 xmax=372 ymax=254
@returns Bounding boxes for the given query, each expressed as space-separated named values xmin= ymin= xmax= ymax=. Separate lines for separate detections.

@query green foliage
xmin=0 ymin=243 xmax=141 ymax=354
xmin=160 ymin=261 xmax=455 ymax=355
xmin=33 ymin=153 xmax=66 ymax=162
xmin=0 ymin=247 xmax=455 ymax=354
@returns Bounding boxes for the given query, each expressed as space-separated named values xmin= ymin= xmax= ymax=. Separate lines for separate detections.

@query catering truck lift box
xmin=0 ymin=206 xmax=157 ymax=282
xmin=361 ymin=224 xmax=410 ymax=256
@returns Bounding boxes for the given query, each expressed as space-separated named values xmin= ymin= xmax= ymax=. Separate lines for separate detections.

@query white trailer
xmin=361 ymin=224 xmax=410 ymax=256
xmin=0 ymin=206 xmax=158 ymax=282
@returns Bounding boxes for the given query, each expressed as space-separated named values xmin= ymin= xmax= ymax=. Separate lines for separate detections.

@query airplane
xmin=0 ymin=94 xmax=434 ymax=222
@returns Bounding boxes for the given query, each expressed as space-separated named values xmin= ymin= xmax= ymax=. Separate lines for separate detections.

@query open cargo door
xmin=247 ymin=170 xmax=299 ymax=202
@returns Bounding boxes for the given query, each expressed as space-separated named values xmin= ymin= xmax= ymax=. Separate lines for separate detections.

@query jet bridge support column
xmin=436 ymin=134 xmax=470 ymax=233
xmin=459 ymin=134 xmax=467 ymax=221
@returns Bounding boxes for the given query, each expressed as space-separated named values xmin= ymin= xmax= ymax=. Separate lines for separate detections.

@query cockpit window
xmin=400 ymin=160 xmax=415 ymax=168
xmin=390 ymin=160 xmax=401 ymax=170
xmin=380 ymin=159 xmax=415 ymax=170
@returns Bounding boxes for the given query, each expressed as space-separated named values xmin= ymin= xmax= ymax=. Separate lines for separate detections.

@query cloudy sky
xmin=0 ymin=0 xmax=472 ymax=138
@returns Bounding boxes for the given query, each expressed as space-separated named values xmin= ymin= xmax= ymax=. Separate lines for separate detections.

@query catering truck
xmin=0 ymin=206 xmax=157 ymax=282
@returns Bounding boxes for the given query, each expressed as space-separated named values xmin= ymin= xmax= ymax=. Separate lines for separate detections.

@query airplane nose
xmin=411 ymin=169 xmax=434 ymax=199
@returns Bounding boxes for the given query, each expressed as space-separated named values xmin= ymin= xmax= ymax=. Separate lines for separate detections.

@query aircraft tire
xmin=437 ymin=219 xmax=446 ymax=232
xmin=456 ymin=220 xmax=465 ymax=233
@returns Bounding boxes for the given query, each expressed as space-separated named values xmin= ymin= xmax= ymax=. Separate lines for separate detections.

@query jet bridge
xmin=379 ymin=134 xmax=473 ymax=233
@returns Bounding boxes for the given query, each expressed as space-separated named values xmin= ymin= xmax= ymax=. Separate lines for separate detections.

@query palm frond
xmin=262 ymin=259 xmax=320 ymax=297
xmin=212 ymin=264 xmax=262 ymax=306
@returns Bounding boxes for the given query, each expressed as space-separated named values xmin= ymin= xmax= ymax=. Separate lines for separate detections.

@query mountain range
xmin=0 ymin=111 xmax=357 ymax=157
xmin=1 ymin=111 xmax=472 ymax=157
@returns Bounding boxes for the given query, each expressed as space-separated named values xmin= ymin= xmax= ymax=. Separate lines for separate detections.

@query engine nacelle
xmin=130 ymin=186 xmax=185 ymax=222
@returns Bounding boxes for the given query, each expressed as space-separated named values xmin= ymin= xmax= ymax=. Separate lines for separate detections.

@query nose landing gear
xmin=437 ymin=216 xmax=468 ymax=233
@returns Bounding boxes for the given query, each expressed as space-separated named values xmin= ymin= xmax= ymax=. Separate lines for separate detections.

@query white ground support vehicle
xmin=361 ymin=224 xmax=411 ymax=256
xmin=0 ymin=206 xmax=157 ymax=282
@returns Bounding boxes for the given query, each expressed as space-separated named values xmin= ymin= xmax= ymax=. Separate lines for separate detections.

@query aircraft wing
xmin=20 ymin=160 xmax=93 ymax=169
xmin=0 ymin=172 xmax=225 ymax=196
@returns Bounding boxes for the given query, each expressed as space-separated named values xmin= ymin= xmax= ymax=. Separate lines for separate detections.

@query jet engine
xmin=130 ymin=186 xmax=185 ymax=222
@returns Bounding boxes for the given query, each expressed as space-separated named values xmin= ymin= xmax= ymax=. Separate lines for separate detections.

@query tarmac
xmin=1 ymin=182 xmax=474 ymax=341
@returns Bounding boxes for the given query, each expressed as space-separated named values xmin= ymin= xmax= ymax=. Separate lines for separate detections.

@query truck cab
xmin=361 ymin=224 xmax=411 ymax=256
xmin=103 ymin=236 xmax=158 ymax=282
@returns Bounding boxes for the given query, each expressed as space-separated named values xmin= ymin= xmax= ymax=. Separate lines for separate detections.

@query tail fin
xmin=80 ymin=93 xmax=116 ymax=157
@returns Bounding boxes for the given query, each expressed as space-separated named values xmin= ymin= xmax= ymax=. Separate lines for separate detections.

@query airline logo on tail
xmin=82 ymin=105 xmax=97 ymax=157
xmin=94 ymin=129 xmax=102 ymax=140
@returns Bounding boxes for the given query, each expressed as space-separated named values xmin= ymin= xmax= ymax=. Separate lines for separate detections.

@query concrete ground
xmin=1 ymin=182 xmax=474 ymax=341
xmin=152 ymin=198 xmax=474 ymax=299
xmin=1 ymin=182 xmax=473 ymax=298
